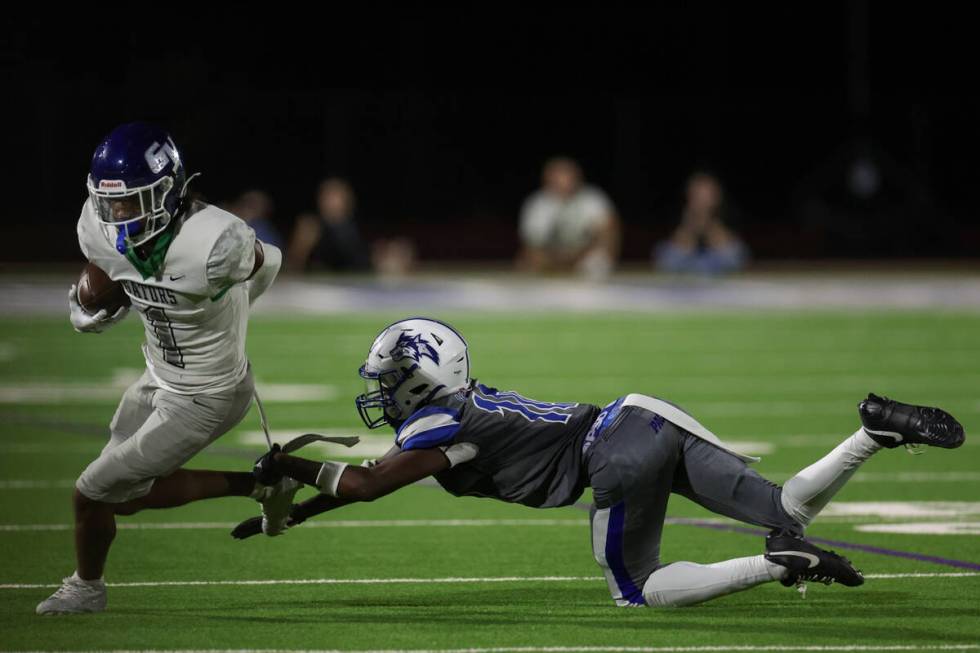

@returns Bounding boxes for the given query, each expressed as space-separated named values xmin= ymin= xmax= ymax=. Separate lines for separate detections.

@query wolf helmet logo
xmin=389 ymin=332 xmax=440 ymax=365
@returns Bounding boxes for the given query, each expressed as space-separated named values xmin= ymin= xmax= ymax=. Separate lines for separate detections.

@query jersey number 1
xmin=144 ymin=307 xmax=185 ymax=368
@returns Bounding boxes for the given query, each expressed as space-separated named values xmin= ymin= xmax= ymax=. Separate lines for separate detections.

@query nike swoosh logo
xmin=771 ymin=550 xmax=820 ymax=568
xmin=863 ymin=427 xmax=903 ymax=441
xmin=169 ymin=274 xmax=185 ymax=281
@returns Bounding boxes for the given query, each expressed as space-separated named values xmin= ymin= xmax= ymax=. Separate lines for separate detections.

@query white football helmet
xmin=355 ymin=317 xmax=470 ymax=429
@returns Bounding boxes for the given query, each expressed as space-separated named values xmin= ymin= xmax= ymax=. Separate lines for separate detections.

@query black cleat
xmin=765 ymin=534 xmax=864 ymax=588
xmin=858 ymin=393 xmax=965 ymax=449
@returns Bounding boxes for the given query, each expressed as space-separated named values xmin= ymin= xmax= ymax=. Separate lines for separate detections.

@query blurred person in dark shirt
xmin=288 ymin=178 xmax=372 ymax=272
xmin=229 ymin=190 xmax=284 ymax=249
xmin=653 ymin=171 xmax=749 ymax=275
xmin=793 ymin=144 xmax=938 ymax=257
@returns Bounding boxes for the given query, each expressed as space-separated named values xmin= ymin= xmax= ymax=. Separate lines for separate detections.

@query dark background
xmin=4 ymin=3 xmax=978 ymax=264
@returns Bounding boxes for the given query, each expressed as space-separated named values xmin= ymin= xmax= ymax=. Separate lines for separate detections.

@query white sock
xmin=71 ymin=571 xmax=105 ymax=586
xmin=781 ymin=428 xmax=881 ymax=526
xmin=642 ymin=555 xmax=782 ymax=607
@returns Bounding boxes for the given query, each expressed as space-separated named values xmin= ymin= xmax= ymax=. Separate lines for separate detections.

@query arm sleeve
xmin=396 ymin=407 xmax=462 ymax=451
xmin=206 ymin=220 xmax=257 ymax=296
xmin=247 ymin=242 xmax=282 ymax=304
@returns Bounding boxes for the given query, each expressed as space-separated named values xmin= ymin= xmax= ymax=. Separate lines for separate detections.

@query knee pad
xmin=642 ymin=562 xmax=697 ymax=607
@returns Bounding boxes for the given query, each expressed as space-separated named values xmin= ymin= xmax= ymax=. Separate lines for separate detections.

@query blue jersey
xmin=394 ymin=381 xmax=601 ymax=508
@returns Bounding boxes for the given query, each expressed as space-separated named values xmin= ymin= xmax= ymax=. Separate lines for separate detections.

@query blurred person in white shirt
xmin=517 ymin=157 xmax=620 ymax=280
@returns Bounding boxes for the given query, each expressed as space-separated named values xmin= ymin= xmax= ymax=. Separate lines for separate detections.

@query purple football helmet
xmin=87 ymin=122 xmax=188 ymax=254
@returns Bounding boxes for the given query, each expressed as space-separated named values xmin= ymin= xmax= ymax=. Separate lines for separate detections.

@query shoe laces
xmin=52 ymin=577 xmax=97 ymax=599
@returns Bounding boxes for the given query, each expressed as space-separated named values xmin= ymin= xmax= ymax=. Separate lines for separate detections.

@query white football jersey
xmin=77 ymin=199 xmax=257 ymax=394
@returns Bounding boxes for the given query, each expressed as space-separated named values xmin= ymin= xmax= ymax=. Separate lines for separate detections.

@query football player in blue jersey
xmin=235 ymin=317 xmax=965 ymax=608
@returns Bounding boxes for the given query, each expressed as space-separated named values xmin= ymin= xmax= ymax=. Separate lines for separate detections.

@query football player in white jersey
xmin=36 ymin=122 xmax=295 ymax=615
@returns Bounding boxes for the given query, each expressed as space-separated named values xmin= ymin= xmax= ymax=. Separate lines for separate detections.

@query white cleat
xmin=36 ymin=573 xmax=107 ymax=615
xmin=260 ymin=476 xmax=303 ymax=536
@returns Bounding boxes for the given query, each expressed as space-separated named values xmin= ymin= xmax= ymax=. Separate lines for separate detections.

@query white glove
xmin=68 ymin=285 xmax=129 ymax=334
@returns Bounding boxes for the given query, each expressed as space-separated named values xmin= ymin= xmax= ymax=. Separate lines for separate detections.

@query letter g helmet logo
xmin=144 ymin=138 xmax=180 ymax=174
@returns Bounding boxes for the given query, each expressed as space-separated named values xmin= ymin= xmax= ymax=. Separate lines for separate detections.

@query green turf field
xmin=1 ymin=312 xmax=978 ymax=652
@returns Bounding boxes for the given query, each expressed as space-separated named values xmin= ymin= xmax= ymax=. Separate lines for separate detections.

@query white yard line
xmin=855 ymin=522 xmax=980 ymax=535
xmin=863 ymin=572 xmax=980 ymax=579
xmin=0 ymin=480 xmax=76 ymax=489
xmin=0 ymin=444 xmax=102 ymax=454
xmin=0 ymin=381 xmax=335 ymax=404
xmin=3 ymin=571 xmax=977 ymax=590
xmin=2 ymin=646 xmax=980 ymax=653
xmin=764 ymin=472 xmax=980 ymax=483
xmin=818 ymin=502 xmax=980 ymax=519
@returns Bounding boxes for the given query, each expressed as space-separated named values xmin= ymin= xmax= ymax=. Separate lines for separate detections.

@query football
xmin=77 ymin=262 xmax=131 ymax=314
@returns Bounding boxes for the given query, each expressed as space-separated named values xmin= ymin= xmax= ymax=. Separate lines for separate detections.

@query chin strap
xmin=170 ymin=172 xmax=201 ymax=225
xmin=182 ymin=171 xmax=201 ymax=190
xmin=281 ymin=433 xmax=360 ymax=453
xmin=180 ymin=172 xmax=201 ymax=199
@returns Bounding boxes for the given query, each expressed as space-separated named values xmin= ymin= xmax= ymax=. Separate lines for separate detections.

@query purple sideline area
xmin=670 ymin=517 xmax=980 ymax=572
xmin=3 ymin=270 xmax=980 ymax=315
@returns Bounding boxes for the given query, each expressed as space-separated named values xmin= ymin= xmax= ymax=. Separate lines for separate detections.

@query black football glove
xmin=231 ymin=506 xmax=307 ymax=540
xmin=231 ymin=516 xmax=263 ymax=539
xmin=253 ymin=443 xmax=283 ymax=486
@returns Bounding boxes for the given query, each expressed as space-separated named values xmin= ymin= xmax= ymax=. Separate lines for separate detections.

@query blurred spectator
xmin=516 ymin=157 xmax=621 ymax=280
xmin=229 ymin=190 xmax=284 ymax=249
xmin=369 ymin=238 xmax=411 ymax=276
xmin=653 ymin=171 xmax=749 ymax=275
xmin=288 ymin=178 xmax=372 ymax=272
xmin=793 ymin=143 xmax=938 ymax=256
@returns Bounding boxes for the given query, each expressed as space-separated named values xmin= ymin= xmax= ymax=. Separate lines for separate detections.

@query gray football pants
xmin=586 ymin=405 xmax=801 ymax=606
xmin=75 ymin=366 xmax=255 ymax=503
